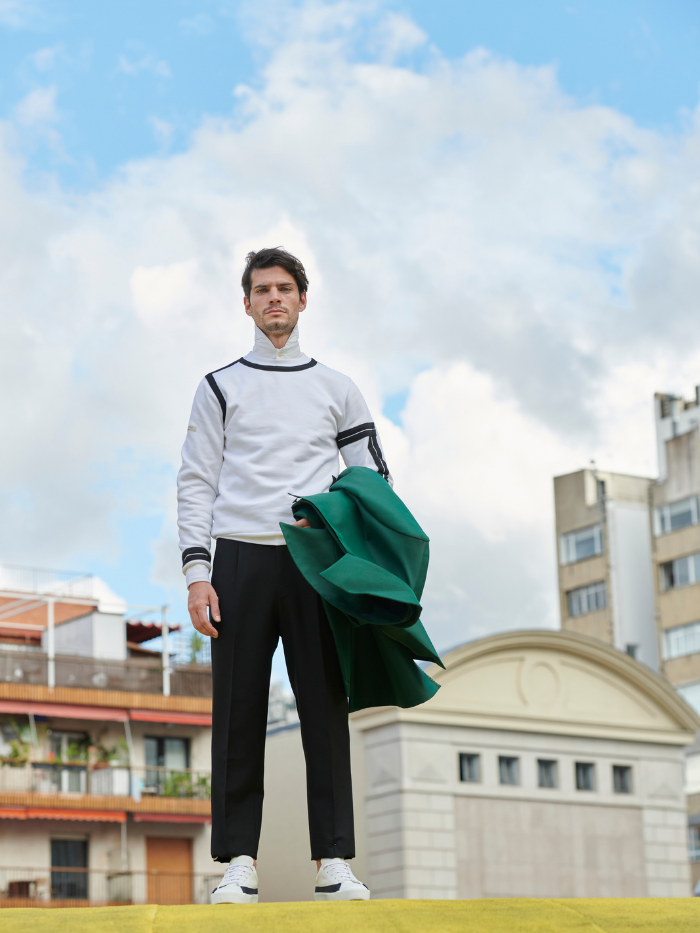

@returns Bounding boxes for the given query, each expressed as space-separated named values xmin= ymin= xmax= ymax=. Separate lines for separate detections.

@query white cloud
xmin=14 ymin=85 xmax=58 ymax=126
xmin=0 ymin=0 xmax=36 ymax=27
xmin=118 ymin=54 xmax=172 ymax=79
xmin=1 ymin=0 xmax=700 ymax=650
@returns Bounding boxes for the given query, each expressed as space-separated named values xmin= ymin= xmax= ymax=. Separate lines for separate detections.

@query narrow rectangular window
xmin=690 ymin=825 xmax=700 ymax=860
xmin=459 ymin=753 xmax=480 ymax=783
xmin=662 ymin=553 xmax=700 ymax=590
xmin=654 ymin=496 xmax=699 ymax=536
xmin=559 ymin=524 xmax=603 ymax=565
xmin=537 ymin=759 xmax=557 ymax=788
xmin=567 ymin=581 xmax=607 ymax=618
xmin=662 ymin=621 xmax=700 ymax=660
xmin=499 ymin=756 xmax=519 ymax=786
xmin=612 ymin=765 xmax=632 ymax=794
xmin=575 ymin=762 xmax=595 ymax=791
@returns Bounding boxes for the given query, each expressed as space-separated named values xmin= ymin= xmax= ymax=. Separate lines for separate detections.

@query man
xmin=177 ymin=247 xmax=390 ymax=904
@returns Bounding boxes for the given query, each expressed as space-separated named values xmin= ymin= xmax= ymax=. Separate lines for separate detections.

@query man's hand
xmin=188 ymin=581 xmax=221 ymax=638
xmin=293 ymin=518 xmax=310 ymax=528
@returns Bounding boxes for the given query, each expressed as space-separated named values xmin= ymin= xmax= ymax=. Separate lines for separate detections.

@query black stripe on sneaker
xmin=240 ymin=887 xmax=258 ymax=895
xmin=315 ymin=883 xmax=342 ymax=893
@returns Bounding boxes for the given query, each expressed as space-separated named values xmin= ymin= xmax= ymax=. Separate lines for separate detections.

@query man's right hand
xmin=188 ymin=581 xmax=221 ymax=638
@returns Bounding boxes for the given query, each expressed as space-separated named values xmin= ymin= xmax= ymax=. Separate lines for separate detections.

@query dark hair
xmin=241 ymin=247 xmax=309 ymax=298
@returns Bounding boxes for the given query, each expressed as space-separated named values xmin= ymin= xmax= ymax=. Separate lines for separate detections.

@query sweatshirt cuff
xmin=185 ymin=563 xmax=211 ymax=587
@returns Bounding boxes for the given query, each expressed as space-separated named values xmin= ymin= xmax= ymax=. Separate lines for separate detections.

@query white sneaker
xmin=314 ymin=858 xmax=370 ymax=901
xmin=211 ymin=855 xmax=259 ymax=904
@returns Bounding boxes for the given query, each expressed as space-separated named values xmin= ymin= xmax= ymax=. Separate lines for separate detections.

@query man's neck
xmin=266 ymin=331 xmax=291 ymax=350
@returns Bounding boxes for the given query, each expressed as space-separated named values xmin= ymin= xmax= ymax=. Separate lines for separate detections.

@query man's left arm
xmin=336 ymin=380 xmax=392 ymax=485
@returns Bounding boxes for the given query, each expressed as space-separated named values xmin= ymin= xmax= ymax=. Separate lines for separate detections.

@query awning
xmin=133 ymin=813 xmax=210 ymax=824
xmin=0 ymin=700 xmax=128 ymax=722
xmin=129 ymin=710 xmax=212 ymax=726
xmin=126 ymin=621 xmax=181 ymax=644
xmin=0 ymin=806 xmax=126 ymax=823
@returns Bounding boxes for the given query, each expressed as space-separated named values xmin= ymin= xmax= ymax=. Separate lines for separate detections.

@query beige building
xmin=262 ymin=630 xmax=699 ymax=899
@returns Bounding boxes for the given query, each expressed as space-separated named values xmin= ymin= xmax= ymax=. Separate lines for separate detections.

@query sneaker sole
xmin=211 ymin=891 xmax=258 ymax=905
xmin=314 ymin=889 xmax=370 ymax=902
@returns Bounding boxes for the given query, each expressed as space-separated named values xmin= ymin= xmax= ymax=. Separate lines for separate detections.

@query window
xmin=613 ymin=765 xmax=632 ymax=794
xmin=654 ymin=496 xmax=699 ymax=536
xmin=499 ymin=756 xmax=519 ymax=786
xmin=575 ymin=762 xmax=595 ymax=791
xmin=660 ymin=553 xmax=700 ymax=591
xmin=690 ymin=825 xmax=700 ymax=861
xmin=560 ymin=524 xmax=603 ymax=565
xmin=567 ymin=581 xmax=607 ymax=618
xmin=459 ymin=753 xmax=480 ymax=783
xmin=144 ymin=736 xmax=190 ymax=795
xmin=537 ymin=759 xmax=557 ymax=788
xmin=663 ymin=621 xmax=700 ymax=660
xmin=51 ymin=839 xmax=88 ymax=900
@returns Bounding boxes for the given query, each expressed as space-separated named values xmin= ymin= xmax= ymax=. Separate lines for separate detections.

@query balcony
xmin=0 ymin=761 xmax=211 ymax=800
xmin=0 ymin=866 xmax=219 ymax=907
xmin=0 ymin=650 xmax=211 ymax=698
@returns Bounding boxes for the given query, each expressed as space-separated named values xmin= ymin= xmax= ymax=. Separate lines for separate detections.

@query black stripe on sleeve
xmin=182 ymin=546 xmax=212 ymax=568
xmin=336 ymin=422 xmax=377 ymax=449
xmin=205 ymin=373 xmax=226 ymax=420
xmin=368 ymin=434 xmax=390 ymax=479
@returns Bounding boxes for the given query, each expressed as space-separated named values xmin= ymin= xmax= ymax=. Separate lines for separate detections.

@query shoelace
xmin=221 ymin=862 xmax=254 ymax=888
xmin=322 ymin=861 xmax=357 ymax=884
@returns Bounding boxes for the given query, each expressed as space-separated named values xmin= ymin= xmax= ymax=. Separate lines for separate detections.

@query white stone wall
xmin=362 ymin=720 xmax=692 ymax=898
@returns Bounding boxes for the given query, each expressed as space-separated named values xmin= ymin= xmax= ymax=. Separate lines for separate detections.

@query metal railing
xmin=0 ymin=867 xmax=220 ymax=907
xmin=0 ymin=762 xmax=211 ymax=800
xmin=0 ymin=650 xmax=211 ymax=697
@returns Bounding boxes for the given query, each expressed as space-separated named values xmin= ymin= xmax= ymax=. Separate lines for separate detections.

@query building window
xmin=459 ymin=753 xmax=480 ymax=783
xmin=567 ymin=581 xmax=607 ymax=618
xmin=499 ymin=756 xmax=519 ymax=786
xmin=51 ymin=839 xmax=88 ymax=900
xmin=575 ymin=762 xmax=595 ymax=791
xmin=654 ymin=496 xmax=699 ymax=536
xmin=560 ymin=524 xmax=603 ymax=565
xmin=537 ymin=759 xmax=557 ymax=788
xmin=660 ymin=552 xmax=700 ymax=591
xmin=690 ymin=825 xmax=700 ymax=861
xmin=663 ymin=621 xmax=700 ymax=660
xmin=613 ymin=765 xmax=632 ymax=794
xmin=145 ymin=736 xmax=190 ymax=795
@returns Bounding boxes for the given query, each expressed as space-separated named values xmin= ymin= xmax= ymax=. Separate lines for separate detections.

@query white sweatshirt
xmin=177 ymin=325 xmax=391 ymax=586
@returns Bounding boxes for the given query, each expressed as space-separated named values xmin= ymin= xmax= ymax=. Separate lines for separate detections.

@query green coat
xmin=280 ymin=466 xmax=444 ymax=712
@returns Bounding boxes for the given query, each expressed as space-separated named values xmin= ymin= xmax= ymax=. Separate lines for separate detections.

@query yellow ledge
xmin=2 ymin=899 xmax=699 ymax=932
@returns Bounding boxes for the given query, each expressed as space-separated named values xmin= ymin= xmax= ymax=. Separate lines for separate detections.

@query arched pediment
xmin=420 ymin=630 xmax=699 ymax=742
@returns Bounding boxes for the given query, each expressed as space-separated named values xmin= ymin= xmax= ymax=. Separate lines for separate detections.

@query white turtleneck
xmin=177 ymin=325 xmax=391 ymax=586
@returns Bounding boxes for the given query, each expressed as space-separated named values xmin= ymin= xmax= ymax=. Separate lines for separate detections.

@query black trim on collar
xmin=205 ymin=373 xmax=227 ymax=419
xmin=211 ymin=359 xmax=241 ymax=374
xmin=239 ymin=357 xmax=318 ymax=372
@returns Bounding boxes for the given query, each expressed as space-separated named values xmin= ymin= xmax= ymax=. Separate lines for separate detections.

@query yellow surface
xmin=2 ymin=900 xmax=700 ymax=932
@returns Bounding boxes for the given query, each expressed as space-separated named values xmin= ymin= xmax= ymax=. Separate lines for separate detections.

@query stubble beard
xmin=260 ymin=315 xmax=295 ymax=337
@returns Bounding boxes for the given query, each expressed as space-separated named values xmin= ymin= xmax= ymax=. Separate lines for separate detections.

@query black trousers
xmin=210 ymin=539 xmax=355 ymax=862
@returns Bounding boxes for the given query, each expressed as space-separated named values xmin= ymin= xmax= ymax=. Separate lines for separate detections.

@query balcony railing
xmin=0 ymin=650 xmax=211 ymax=697
xmin=0 ymin=866 xmax=220 ymax=907
xmin=0 ymin=762 xmax=211 ymax=800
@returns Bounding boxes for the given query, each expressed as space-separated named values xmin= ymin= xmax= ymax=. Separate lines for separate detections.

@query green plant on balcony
xmin=93 ymin=736 xmax=129 ymax=766
xmin=195 ymin=773 xmax=211 ymax=799
xmin=162 ymin=770 xmax=194 ymax=797
xmin=189 ymin=631 xmax=204 ymax=664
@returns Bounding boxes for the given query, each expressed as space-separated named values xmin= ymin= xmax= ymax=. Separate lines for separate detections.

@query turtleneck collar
xmin=245 ymin=324 xmax=310 ymax=366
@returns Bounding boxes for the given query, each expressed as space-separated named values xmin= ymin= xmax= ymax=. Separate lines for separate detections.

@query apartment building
xmin=553 ymin=468 xmax=658 ymax=670
xmin=554 ymin=388 xmax=700 ymax=891
xmin=0 ymin=563 xmax=217 ymax=907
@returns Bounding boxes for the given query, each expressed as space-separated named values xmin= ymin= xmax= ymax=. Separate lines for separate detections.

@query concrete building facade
xmin=262 ymin=630 xmax=699 ymax=900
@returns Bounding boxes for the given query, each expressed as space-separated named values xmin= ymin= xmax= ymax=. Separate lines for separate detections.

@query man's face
xmin=244 ymin=265 xmax=306 ymax=337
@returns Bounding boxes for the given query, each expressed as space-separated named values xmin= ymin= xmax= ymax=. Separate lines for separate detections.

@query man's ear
xmin=244 ymin=295 xmax=253 ymax=316
xmin=299 ymin=291 xmax=307 ymax=312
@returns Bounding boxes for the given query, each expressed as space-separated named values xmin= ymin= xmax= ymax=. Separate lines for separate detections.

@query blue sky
xmin=1 ymin=0 xmax=700 ymax=659
xmin=2 ymin=0 xmax=699 ymax=187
